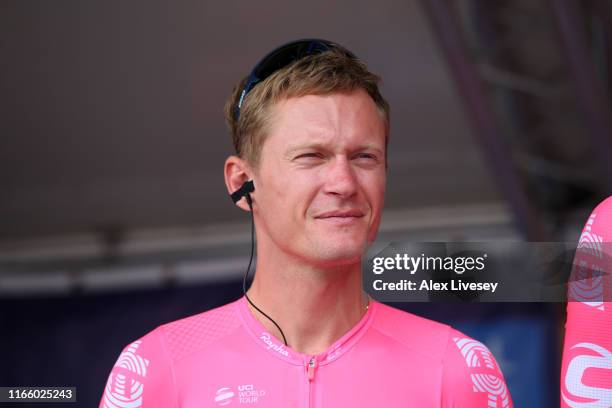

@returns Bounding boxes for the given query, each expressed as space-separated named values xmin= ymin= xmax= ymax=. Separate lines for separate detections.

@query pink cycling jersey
xmin=561 ymin=196 xmax=612 ymax=407
xmin=100 ymin=296 xmax=512 ymax=407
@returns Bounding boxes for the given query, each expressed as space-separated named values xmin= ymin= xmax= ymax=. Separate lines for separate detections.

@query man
xmin=100 ymin=39 xmax=513 ymax=407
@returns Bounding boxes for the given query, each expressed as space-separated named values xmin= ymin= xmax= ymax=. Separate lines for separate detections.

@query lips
xmin=315 ymin=209 xmax=365 ymax=219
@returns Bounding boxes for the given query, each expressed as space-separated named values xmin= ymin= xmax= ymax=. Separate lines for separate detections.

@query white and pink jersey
xmin=100 ymin=296 xmax=512 ymax=408
xmin=562 ymin=196 xmax=612 ymax=408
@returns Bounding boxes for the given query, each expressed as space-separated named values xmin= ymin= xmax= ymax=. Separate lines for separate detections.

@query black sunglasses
xmin=234 ymin=39 xmax=355 ymax=120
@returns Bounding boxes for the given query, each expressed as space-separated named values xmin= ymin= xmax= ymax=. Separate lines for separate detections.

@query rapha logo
xmin=562 ymin=342 xmax=612 ymax=408
xmin=214 ymin=384 xmax=267 ymax=405
xmin=259 ymin=332 xmax=289 ymax=357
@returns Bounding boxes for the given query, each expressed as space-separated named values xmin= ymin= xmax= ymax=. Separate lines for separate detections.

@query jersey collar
xmin=236 ymin=295 xmax=377 ymax=366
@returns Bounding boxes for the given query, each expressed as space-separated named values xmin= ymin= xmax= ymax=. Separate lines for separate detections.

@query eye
xmin=353 ymin=152 xmax=379 ymax=161
xmin=295 ymin=152 xmax=324 ymax=160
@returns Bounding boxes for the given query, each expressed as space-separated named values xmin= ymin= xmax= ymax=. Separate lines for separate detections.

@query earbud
xmin=230 ymin=180 xmax=255 ymax=208
xmin=230 ymin=179 xmax=287 ymax=344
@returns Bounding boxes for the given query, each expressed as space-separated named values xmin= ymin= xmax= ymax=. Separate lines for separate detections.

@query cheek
xmin=259 ymin=174 xmax=308 ymax=222
xmin=361 ymin=172 xmax=386 ymax=206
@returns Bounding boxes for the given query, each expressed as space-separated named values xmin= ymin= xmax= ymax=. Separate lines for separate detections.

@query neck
xmin=245 ymin=249 xmax=369 ymax=355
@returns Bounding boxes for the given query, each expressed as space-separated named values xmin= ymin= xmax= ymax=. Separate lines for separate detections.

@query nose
xmin=323 ymin=156 xmax=358 ymax=198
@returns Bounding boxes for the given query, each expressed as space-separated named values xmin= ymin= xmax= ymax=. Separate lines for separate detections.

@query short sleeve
xmin=441 ymin=329 xmax=513 ymax=408
xmin=99 ymin=328 xmax=178 ymax=408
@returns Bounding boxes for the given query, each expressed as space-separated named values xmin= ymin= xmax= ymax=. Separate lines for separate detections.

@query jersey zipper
xmin=307 ymin=357 xmax=317 ymax=381
xmin=306 ymin=356 xmax=317 ymax=407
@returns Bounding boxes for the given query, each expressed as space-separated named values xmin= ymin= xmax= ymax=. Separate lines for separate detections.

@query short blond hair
xmin=224 ymin=46 xmax=390 ymax=168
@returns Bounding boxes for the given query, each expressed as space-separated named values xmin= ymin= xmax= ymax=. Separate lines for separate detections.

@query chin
xmin=311 ymin=242 xmax=365 ymax=267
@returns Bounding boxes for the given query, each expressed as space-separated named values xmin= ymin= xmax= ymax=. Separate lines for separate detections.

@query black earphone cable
xmin=242 ymin=194 xmax=289 ymax=346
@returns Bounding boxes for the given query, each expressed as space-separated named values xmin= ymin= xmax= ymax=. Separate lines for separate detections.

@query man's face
xmin=253 ymin=89 xmax=386 ymax=268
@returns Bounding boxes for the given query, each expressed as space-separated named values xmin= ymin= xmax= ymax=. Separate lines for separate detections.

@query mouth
xmin=314 ymin=210 xmax=365 ymax=225
xmin=315 ymin=209 xmax=364 ymax=218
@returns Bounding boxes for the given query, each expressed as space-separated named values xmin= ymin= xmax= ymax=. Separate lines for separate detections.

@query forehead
xmin=264 ymin=90 xmax=386 ymax=149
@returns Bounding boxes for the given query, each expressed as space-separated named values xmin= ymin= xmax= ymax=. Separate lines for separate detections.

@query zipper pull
xmin=307 ymin=357 xmax=317 ymax=381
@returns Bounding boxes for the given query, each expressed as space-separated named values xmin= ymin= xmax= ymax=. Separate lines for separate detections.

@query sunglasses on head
xmin=234 ymin=39 xmax=355 ymax=120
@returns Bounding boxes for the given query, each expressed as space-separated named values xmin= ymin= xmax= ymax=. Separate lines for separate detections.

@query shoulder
xmin=152 ymin=297 xmax=243 ymax=362
xmin=368 ymin=302 xmax=513 ymax=406
xmin=369 ymin=301 xmax=453 ymax=362
xmin=112 ymin=298 xmax=243 ymax=367
xmin=99 ymin=299 xmax=243 ymax=408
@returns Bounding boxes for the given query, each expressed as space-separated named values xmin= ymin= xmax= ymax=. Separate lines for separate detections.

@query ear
xmin=224 ymin=155 xmax=253 ymax=212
